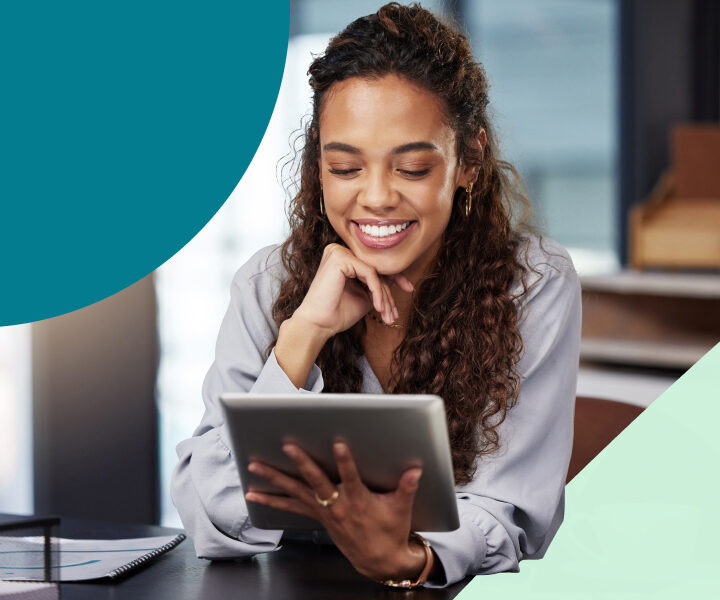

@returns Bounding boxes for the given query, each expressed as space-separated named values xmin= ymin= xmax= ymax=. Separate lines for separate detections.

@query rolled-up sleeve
xmin=170 ymin=246 xmax=323 ymax=560
xmin=422 ymin=251 xmax=581 ymax=586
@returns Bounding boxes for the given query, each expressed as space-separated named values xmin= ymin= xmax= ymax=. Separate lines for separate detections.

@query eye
xmin=398 ymin=168 xmax=431 ymax=178
xmin=328 ymin=168 xmax=361 ymax=176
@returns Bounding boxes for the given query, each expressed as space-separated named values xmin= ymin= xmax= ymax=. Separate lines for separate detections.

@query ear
xmin=458 ymin=128 xmax=487 ymax=188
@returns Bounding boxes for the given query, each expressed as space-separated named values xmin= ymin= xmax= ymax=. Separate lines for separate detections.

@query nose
xmin=357 ymin=169 xmax=399 ymax=214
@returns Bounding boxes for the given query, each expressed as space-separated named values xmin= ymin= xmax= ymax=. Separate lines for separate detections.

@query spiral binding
xmin=106 ymin=533 xmax=186 ymax=580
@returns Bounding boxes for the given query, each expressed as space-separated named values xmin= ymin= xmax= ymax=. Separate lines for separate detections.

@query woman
xmin=171 ymin=2 xmax=581 ymax=588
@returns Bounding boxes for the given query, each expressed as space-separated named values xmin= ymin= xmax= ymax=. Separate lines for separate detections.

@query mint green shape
xmin=458 ymin=343 xmax=720 ymax=599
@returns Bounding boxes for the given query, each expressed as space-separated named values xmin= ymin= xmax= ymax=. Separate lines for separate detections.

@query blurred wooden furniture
xmin=630 ymin=125 xmax=720 ymax=269
xmin=567 ymin=396 xmax=645 ymax=483
xmin=580 ymin=270 xmax=720 ymax=370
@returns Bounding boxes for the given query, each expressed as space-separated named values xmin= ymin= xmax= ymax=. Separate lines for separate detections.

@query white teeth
xmin=358 ymin=222 xmax=411 ymax=238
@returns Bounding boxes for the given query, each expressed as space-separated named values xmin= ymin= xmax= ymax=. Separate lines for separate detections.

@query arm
xmin=171 ymin=243 xmax=408 ymax=561
xmin=422 ymin=253 xmax=582 ymax=586
xmin=170 ymin=247 xmax=324 ymax=560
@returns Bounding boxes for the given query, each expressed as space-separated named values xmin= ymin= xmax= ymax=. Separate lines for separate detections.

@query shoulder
xmin=512 ymin=235 xmax=581 ymax=375
xmin=229 ymin=244 xmax=287 ymax=318
xmin=512 ymin=233 xmax=579 ymax=304
xmin=234 ymin=243 xmax=286 ymax=285
xmin=516 ymin=233 xmax=577 ymax=280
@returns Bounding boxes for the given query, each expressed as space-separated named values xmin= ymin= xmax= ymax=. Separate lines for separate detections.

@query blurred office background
xmin=1 ymin=0 xmax=718 ymax=526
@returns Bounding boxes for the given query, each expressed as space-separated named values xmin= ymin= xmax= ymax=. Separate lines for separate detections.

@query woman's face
xmin=318 ymin=73 xmax=477 ymax=281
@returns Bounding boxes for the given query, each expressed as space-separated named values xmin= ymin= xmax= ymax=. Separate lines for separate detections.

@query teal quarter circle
xmin=0 ymin=1 xmax=289 ymax=326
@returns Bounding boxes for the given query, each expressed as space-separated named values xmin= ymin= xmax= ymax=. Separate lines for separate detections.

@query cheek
xmin=412 ymin=178 xmax=456 ymax=217
xmin=324 ymin=193 xmax=353 ymax=221
xmin=323 ymin=195 xmax=353 ymax=241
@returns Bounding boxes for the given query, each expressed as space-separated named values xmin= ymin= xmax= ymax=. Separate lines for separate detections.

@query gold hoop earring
xmin=464 ymin=182 xmax=474 ymax=217
xmin=319 ymin=192 xmax=325 ymax=216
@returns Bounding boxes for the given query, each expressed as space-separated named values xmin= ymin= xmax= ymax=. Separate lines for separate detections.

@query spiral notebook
xmin=0 ymin=580 xmax=58 ymax=599
xmin=0 ymin=533 xmax=186 ymax=582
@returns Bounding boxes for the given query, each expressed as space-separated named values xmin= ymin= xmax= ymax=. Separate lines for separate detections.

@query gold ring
xmin=314 ymin=489 xmax=339 ymax=507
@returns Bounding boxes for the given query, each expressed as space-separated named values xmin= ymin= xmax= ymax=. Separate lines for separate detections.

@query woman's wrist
xmin=361 ymin=537 xmax=431 ymax=584
xmin=399 ymin=536 xmax=433 ymax=581
xmin=274 ymin=315 xmax=331 ymax=389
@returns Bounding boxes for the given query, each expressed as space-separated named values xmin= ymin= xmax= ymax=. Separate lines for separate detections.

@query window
xmin=0 ymin=324 xmax=32 ymax=514
xmin=466 ymin=0 xmax=619 ymax=273
xmin=156 ymin=32 xmax=335 ymax=526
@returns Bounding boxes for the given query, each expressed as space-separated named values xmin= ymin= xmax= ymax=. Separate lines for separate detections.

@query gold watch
xmin=381 ymin=533 xmax=433 ymax=589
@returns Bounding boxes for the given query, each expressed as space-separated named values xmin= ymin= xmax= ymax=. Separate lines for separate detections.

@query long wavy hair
xmin=272 ymin=2 xmax=536 ymax=485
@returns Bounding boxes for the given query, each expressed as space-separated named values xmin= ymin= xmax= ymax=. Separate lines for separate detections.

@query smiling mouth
xmin=351 ymin=220 xmax=417 ymax=249
xmin=352 ymin=220 xmax=415 ymax=238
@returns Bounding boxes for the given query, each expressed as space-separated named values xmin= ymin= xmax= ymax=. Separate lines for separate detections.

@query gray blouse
xmin=170 ymin=234 xmax=582 ymax=587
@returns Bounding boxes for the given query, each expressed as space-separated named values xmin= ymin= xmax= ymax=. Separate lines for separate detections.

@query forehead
xmin=318 ymin=74 xmax=456 ymax=154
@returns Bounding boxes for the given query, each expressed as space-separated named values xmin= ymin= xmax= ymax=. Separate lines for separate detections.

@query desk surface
xmin=0 ymin=514 xmax=471 ymax=599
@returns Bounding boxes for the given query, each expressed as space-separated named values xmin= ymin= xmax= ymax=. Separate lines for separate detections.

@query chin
xmin=359 ymin=253 xmax=409 ymax=276
xmin=342 ymin=235 xmax=413 ymax=275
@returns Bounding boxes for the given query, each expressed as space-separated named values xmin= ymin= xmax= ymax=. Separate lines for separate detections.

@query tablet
xmin=220 ymin=393 xmax=460 ymax=532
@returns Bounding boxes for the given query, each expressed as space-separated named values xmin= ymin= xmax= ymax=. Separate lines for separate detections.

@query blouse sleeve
xmin=421 ymin=249 xmax=582 ymax=587
xmin=170 ymin=246 xmax=323 ymax=559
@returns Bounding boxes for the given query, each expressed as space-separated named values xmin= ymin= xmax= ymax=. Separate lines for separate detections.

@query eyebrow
xmin=323 ymin=141 xmax=439 ymax=154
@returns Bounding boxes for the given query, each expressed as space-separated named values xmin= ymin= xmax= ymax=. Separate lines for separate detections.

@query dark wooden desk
xmin=0 ymin=514 xmax=471 ymax=599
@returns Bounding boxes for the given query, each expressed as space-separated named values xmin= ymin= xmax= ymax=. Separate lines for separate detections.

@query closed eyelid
xmin=396 ymin=161 xmax=432 ymax=169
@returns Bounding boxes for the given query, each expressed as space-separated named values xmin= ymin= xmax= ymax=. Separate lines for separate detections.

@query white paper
xmin=0 ymin=580 xmax=58 ymax=599
xmin=0 ymin=535 xmax=181 ymax=581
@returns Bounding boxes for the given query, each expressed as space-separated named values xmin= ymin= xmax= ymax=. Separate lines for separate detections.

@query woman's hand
xmin=294 ymin=243 xmax=414 ymax=337
xmin=274 ymin=243 xmax=413 ymax=389
xmin=244 ymin=442 xmax=430 ymax=583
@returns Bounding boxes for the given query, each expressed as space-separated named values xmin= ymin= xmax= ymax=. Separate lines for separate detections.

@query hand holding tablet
xmin=220 ymin=393 xmax=460 ymax=533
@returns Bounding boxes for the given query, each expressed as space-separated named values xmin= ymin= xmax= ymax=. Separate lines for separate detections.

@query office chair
xmin=567 ymin=396 xmax=645 ymax=483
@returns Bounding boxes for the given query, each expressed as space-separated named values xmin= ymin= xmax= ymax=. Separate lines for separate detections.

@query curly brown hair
xmin=272 ymin=2 xmax=536 ymax=485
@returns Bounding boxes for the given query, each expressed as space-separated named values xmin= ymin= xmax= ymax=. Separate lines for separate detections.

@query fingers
xmin=323 ymin=244 xmax=414 ymax=325
xmin=245 ymin=491 xmax=315 ymax=519
xmin=348 ymin=260 xmax=387 ymax=316
xmin=351 ymin=261 xmax=398 ymax=325
xmin=283 ymin=444 xmax=337 ymax=502
xmin=247 ymin=461 xmax=314 ymax=506
xmin=393 ymin=468 xmax=422 ymax=507
xmin=389 ymin=273 xmax=415 ymax=294
xmin=380 ymin=282 xmax=398 ymax=325
xmin=333 ymin=442 xmax=365 ymax=496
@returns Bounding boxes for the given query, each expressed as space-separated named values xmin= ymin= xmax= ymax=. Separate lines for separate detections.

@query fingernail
xmin=393 ymin=307 xmax=399 ymax=320
xmin=334 ymin=442 xmax=347 ymax=457
xmin=248 ymin=463 xmax=262 ymax=475
xmin=245 ymin=492 xmax=257 ymax=501
xmin=283 ymin=444 xmax=297 ymax=457
xmin=409 ymin=470 xmax=422 ymax=485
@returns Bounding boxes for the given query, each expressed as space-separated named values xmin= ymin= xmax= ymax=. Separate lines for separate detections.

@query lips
xmin=351 ymin=220 xmax=416 ymax=249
